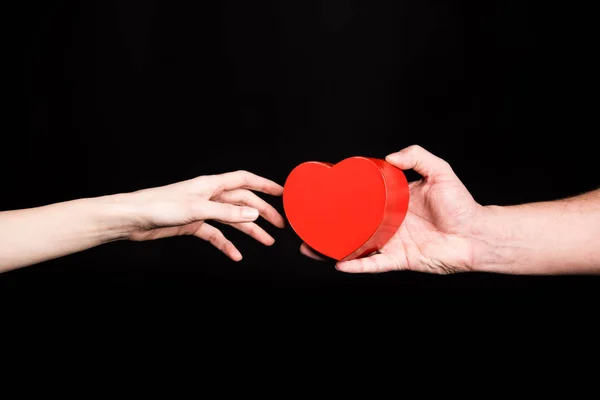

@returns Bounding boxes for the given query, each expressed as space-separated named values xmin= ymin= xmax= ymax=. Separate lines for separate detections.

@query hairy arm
xmin=0 ymin=196 xmax=131 ymax=273
xmin=472 ymin=189 xmax=600 ymax=274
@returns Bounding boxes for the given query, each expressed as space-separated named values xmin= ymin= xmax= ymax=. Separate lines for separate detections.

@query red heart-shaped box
xmin=283 ymin=157 xmax=410 ymax=261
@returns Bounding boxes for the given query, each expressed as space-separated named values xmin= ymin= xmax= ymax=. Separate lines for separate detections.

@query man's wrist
xmin=468 ymin=205 xmax=520 ymax=274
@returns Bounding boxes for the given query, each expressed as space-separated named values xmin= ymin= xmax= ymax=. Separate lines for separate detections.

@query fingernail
xmin=242 ymin=207 xmax=259 ymax=219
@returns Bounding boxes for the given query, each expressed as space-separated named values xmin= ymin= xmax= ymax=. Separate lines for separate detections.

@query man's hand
xmin=301 ymin=145 xmax=600 ymax=275
xmin=301 ymin=145 xmax=484 ymax=274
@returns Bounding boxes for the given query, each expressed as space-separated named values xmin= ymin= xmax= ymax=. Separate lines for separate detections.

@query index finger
xmin=211 ymin=170 xmax=284 ymax=196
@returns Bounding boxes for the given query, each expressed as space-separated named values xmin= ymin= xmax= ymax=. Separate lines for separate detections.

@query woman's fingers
xmin=207 ymin=170 xmax=284 ymax=196
xmin=194 ymin=222 xmax=243 ymax=261
xmin=226 ymin=221 xmax=275 ymax=246
xmin=216 ymin=189 xmax=285 ymax=228
xmin=192 ymin=200 xmax=259 ymax=224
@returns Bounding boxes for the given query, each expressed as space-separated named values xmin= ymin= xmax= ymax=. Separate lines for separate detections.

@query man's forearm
xmin=471 ymin=189 xmax=600 ymax=275
xmin=0 ymin=195 xmax=132 ymax=273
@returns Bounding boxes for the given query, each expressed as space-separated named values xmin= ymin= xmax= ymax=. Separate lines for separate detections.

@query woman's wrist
xmin=83 ymin=193 xmax=140 ymax=243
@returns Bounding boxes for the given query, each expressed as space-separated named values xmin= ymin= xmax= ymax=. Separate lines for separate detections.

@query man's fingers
xmin=300 ymin=243 xmax=402 ymax=271
xmin=385 ymin=145 xmax=455 ymax=180
xmin=299 ymin=243 xmax=327 ymax=261
xmin=193 ymin=200 xmax=259 ymax=224
xmin=226 ymin=222 xmax=275 ymax=246
xmin=194 ymin=222 xmax=243 ymax=261
xmin=209 ymin=170 xmax=284 ymax=196
xmin=217 ymin=189 xmax=285 ymax=228
xmin=335 ymin=253 xmax=403 ymax=274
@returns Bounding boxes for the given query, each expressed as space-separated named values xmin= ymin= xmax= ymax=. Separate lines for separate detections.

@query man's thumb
xmin=385 ymin=145 xmax=454 ymax=179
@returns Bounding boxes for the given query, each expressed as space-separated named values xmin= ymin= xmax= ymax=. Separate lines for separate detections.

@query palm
xmin=376 ymin=178 xmax=478 ymax=274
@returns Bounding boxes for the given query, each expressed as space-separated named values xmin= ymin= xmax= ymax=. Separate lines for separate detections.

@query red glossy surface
xmin=283 ymin=157 xmax=410 ymax=261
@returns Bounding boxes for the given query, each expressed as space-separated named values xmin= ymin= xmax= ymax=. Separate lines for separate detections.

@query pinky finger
xmin=194 ymin=222 xmax=243 ymax=261
xmin=300 ymin=243 xmax=327 ymax=261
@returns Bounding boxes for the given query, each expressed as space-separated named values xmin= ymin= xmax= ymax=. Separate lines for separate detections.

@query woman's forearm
xmin=0 ymin=195 xmax=133 ymax=273
xmin=472 ymin=189 xmax=600 ymax=274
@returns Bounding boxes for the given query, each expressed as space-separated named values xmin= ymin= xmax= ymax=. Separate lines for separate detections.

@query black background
xmin=3 ymin=0 xmax=599 ymax=296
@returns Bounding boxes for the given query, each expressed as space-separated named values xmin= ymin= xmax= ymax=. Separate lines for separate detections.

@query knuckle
xmin=230 ymin=170 xmax=250 ymax=186
xmin=235 ymin=169 xmax=249 ymax=179
xmin=220 ymin=239 xmax=233 ymax=251
xmin=213 ymin=233 xmax=228 ymax=247
xmin=440 ymin=159 xmax=452 ymax=170
xmin=182 ymin=224 xmax=198 ymax=236
xmin=208 ymin=231 xmax=221 ymax=244
xmin=239 ymin=191 xmax=251 ymax=204
xmin=405 ymin=144 xmax=422 ymax=154
xmin=197 ymin=174 xmax=216 ymax=189
xmin=260 ymin=204 xmax=271 ymax=215
xmin=242 ymin=170 xmax=259 ymax=183
xmin=242 ymin=174 xmax=252 ymax=186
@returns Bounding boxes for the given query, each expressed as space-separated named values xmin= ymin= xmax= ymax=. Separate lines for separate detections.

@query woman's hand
xmin=124 ymin=170 xmax=285 ymax=261
xmin=0 ymin=170 xmax=284 ymax=272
